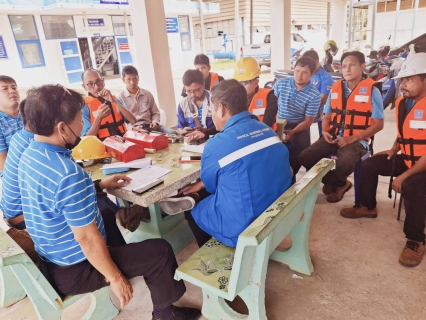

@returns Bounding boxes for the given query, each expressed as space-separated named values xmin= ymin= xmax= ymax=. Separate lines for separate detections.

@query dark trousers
xmin=298 ymin=137 xmax=367 ymax=186
xmin=184 ymin=189 xmax=212 ymax=248
xmin=284 ymin=124 xmax=311 ymax=177
xmin=38 ymin=238 xmax=185 ymax=309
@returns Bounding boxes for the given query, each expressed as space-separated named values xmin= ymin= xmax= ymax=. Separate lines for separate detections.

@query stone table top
xmin=84 ymin=142 xmax=201 ymax=207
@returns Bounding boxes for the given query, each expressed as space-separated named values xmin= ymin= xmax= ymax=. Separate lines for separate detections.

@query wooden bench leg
xmin=0 ymin=265 xmax=26 ymax=307
xmin=269 ymin=187 xmax=319 ymax=275
xmin=80 ymin=287 xmax=119 ymax=320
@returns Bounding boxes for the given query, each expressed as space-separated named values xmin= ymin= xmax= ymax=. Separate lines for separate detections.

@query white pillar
xmin=199 ymin=0 xmax=205 ymax=54
xmin=393 ymin=0 xmax=401 ymax=47
xmin=371 ymin=0 xmax=377 ymax=49
xmin=83 ymin=11 xmax=97 ymax=70
xmin=128 ymin=0 xmax=176 ymax=127
xmin=331 ymin=1 xmax=347 ymax=52
xmin=235 ymin=0 xmax=239 ymax=56
xmin=326 ymin=2 xmax=331 ymax=41
xmin=123 ymin=12 xmax=132 ymax=56
xmin=347 ymin=0 xmax=353 ymax=50
xmin=270 ymin=0 xmax=291 ymax=71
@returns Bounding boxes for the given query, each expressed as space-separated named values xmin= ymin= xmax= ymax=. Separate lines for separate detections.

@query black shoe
xmin=159 ymin=194 xmax=198 ymax=215
xmin=151 ymin=306 xmax=201 ymax=320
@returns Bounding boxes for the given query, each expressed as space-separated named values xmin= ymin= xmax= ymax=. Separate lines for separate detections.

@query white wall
xmin=167 ymin=15 xmax=196 ymax=70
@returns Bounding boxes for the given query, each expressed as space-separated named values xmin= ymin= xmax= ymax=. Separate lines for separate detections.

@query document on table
xmin=101 ymin=158 xmax=152 ymax=170
xmin=121 ymin=166 xmax=171 ymax=191
xmin=183 ymin=142 xmax=206 ymax=154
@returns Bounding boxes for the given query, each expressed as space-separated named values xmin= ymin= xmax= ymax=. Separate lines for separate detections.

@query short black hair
xmin=25 ymin=85 xmax=83 ymax=136
xmin=0 ymin=75 xmax=16 ymax=85
xmin=81 ymin=68 xmax=101 ymax=82
xmin=210 ymin=79 xmax=247 ymax=116
xmin=182 ymin=69 xmax=204 ymax=87
xmin=295 ymin=57 xmax=316 ymax=74
xmin=194 ymin=54 xmax=210 ymax=66
xmin=19 ymin=99 xmax=27 ymax=126
xmin=122 ymin=65 xmax=138 ymax=78
xmin=302 ymin=50 xmax=319 ymax=62
xmin=341 ymin=51 xmax=366 ymax=65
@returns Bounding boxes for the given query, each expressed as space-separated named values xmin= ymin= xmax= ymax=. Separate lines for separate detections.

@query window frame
xmin=40 ymin=15 xmax=77 ymax=40
xmin=178 ymin=15 xmax=192 ymax=52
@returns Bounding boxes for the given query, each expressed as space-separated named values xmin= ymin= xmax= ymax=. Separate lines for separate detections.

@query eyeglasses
xmin=185 ymin=86 xmax=203 ymax=95
xmin=57 ymin=84 xmax=72 ymax=99
xmin=85 ymin=78 xmax=104 ymax=89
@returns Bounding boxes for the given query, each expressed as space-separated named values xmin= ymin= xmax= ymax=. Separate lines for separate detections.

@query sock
xmin=153 ymin=305 xmax=174 ymax=318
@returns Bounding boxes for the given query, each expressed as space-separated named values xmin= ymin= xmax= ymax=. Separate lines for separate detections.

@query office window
xmin=41 ymin=15 xmax=76 ymax=39
xmin=112 ymin=15 xmax=133 ymax=36
xmin=9 ymin=15 xmax=45 ymax=68
xmin=178 ymin=15 xmax=191 ymax=51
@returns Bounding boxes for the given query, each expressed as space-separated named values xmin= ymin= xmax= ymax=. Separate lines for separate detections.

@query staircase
xmin=81 ymin=37 xmax=115 ymax=72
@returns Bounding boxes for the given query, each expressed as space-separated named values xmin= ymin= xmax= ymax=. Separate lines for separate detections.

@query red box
xmin=103 ymin=136 xmax=145 ymax=162
xmin=123 ymin=130 xmax=169 ymax=150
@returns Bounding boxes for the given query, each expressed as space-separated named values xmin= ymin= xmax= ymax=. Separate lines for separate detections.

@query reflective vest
xmin=396 ymin=96 xmax=426 ymax=168
xmin=84 ymin=96 xmax=126 ymax=140
xmin=209 ymin=72 xmax=220 ymax=90
xmin=248 ymin=88 xmax=277 ymax=131
xmin=328 ymin=78 xmax=380 ymax=139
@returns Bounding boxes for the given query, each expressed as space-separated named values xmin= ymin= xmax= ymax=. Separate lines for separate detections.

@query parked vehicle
xmin=388 ymin=32 xmax=426 ymax=56
xmin=240 ymin=33 xmax=307 ymax=68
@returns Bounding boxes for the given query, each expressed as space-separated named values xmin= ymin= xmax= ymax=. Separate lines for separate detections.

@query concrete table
xmin=86 ymin=142 xmax=200 ymax=253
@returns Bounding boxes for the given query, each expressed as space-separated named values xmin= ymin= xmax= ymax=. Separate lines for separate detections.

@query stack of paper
xmin=101 ymin=157 xmax=152 ymax=170
xmin=183 ymin=142 xmax=206 ymax=154
xmin=121 ymin=166 xmax=172 ymax=191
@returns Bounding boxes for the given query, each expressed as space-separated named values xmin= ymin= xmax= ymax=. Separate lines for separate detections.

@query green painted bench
xmin=0 ymin=227 xmax=119 ymax=319
xmin=175 ymin=158 xmax=333 ymax=320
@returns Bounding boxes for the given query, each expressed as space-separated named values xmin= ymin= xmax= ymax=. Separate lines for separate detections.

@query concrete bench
xmin=0 ymin=228 xmax=119 ymax=319
xmin=175 ymin=159 xmax=333 ymax=320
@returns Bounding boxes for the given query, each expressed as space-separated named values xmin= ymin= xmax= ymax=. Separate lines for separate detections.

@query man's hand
xmin=187 ymin=130 xmax=206 ymax=143
xmin=96 ymin=103 xmax=111 ymax=121
xmin=374 ymin=148 xmax=398 ymax=160
xmin=392 ymin=174 xmax=407 ymax=194
xmin=179 ymin=180 xmax=205 ymax=195
xmin=322 ymin=131 xmax=335 ymax=144
xmin=334 ymin=136 xmax=356 ymax=148
xmin=283 ymin=129 xmax=293 ymax=143
xmin=100 ymin=174 xmax=131 ymax=189
xmin=109 ymin=274 xmax=133 ymax=309
xmin=150 ymin=122 xmax=159 ymax=131
xmin=97 ymin=88 xmax=114 ymax=102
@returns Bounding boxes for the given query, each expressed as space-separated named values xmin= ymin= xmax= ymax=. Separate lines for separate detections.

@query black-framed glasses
xmin=185 ymin=86 xmax=203 ymax=95
xmin=85 ymin=78 xmax=104 ymax=89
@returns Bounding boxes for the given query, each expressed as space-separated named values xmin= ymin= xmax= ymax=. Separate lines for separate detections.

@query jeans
xmin=284 ymin=123 xmax=311 ymax=177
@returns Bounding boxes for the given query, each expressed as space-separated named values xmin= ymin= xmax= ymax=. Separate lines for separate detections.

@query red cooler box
xmin=103 ymin=136 xmax=145 ymax=162
xmin=123 ymin=130 xmax=169 ymax=150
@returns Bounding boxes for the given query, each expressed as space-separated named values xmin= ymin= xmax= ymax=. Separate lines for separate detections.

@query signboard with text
xmin=100 ymin=0 xmax=129 ymax=4
xmin=0 ymin=36 xmax=8 ymax=59
xmin=88 ymin=18 xmax=104 ymax=27
xmin=166 ymin=17 xmax=179 ymax=33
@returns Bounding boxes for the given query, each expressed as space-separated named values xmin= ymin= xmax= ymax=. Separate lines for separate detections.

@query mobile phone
xmin=178 ymin=156 xmax=202 ymax=163
xmin=132 ymin=179 xmax=164 ymax=194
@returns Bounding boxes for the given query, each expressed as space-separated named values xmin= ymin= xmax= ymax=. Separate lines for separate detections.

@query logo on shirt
xmin=256 ymin=99 xmax=263 ymax=107
xmin=313 ymin=79 xmax=319 ymax=85
xmin=359 ymin=87 xmax=368 ymax=94
xmin=414 ymin=110 xmax=424 ymax=119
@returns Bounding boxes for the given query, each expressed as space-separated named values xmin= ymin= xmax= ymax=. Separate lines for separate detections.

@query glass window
xmin=9 ymin=15 xmax=38 ymax=41
xmin=178 ymin=15 xmax=191 ymax=51
xmin=112 ymin=15 xmax=133 ymax=36
xmin=41 ymin=15 xmax=76 ymax=39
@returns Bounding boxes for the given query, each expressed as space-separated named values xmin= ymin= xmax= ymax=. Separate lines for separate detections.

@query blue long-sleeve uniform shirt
xmin=192 ymin=111 xmax=292 ymax=247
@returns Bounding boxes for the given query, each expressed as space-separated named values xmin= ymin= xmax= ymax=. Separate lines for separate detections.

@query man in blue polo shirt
xmin=0 ymin=75 xmax=23 ymax=176
xmin=273 ymin=57 xmax=321 ymax=179
xmin=160 ymin=79 xmax=292 ymax=247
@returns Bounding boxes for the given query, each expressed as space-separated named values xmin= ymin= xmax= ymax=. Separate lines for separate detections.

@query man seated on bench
xmin=159 ymin=79 xmax=292 ymax=247
xmin=18 ymin=85 xmax=201 ymax=320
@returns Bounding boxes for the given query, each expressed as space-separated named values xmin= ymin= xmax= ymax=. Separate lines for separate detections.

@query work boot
xmin=151 ymin=306 xmax=201 ymax=320
xmin=326 ymin=180 xmax=352 ymax=203
xmin=340 ymin=204 xmax=377 ymax=219
xmin=322 ymin=184 xmax=334 ymax=195
xmin=399 ymin=240 xmax=426 ymax=267
xmin=159 ymin=194 xmax=199 ymax=215
xmin=116 ymin=205 xmax=150 ymax=232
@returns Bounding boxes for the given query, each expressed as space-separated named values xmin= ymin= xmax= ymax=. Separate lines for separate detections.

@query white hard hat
xmin=394 ymin=52 xmax=426 ymax=79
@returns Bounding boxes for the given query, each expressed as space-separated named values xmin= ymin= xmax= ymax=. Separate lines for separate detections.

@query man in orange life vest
xmin=299 ymin=51 xmax=384 ymax=202
xmin=341 ymin=52 xmax=426 ymax=267
xmin=181 ymin=54 xmax=224 ymax=98
xmin=81 ymin=69 xmax=136 ymax=139
xmin=233 ymin=57 xmax=278 ymax=130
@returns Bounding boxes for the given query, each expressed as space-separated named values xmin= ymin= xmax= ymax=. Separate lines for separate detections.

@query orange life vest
xmin=209 ymin=72 xmax=220 ymax=90
xmin=396 ymin=96 xmax=426 ymax=168
xmin=248 ymin=88 xmax=277 ymax=131
xmin=328 ymin=78 xmax=381 ymax=140
xmin=83 ymin=95 xmax=126 ymax=140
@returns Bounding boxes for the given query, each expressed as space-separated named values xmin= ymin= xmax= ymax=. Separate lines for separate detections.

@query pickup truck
xmin=240 ymin=33 xmax=307 ymax=67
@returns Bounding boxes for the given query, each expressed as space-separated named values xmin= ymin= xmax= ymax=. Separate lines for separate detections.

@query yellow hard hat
xmin=72 ymin=136 xmax=109 ymax=160
xmin=324 ymin=40 xmax=338 ymax=55
xmin=233 ymin=57 xmax=261 ymax=82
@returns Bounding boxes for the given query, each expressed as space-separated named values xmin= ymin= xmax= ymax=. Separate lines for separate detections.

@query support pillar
xmin=128 ymin=0 xmax=176 ymax=127
xmin=270 ymin=0 xmax=291 ymax=71
xmin=331 ymin=1 xmax=347 ymax=52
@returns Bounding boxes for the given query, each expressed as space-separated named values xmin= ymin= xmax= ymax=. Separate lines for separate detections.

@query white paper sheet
xmin=182 ymin=142 xmax=206 ymax=154
xmin=101 ymin=157 xmax=152 ymax=170
xmin=121 ymin=166 xmax=171 ymax=191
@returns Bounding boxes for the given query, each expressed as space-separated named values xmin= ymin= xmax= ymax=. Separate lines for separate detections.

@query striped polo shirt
xmin=0 ymin=111 xmax=23 ymax=178
xmin=273 ymin=77 xmax=321 ymax=123
xmin=1 ymin=128 xmax=33 ymax=220
xmin=18 ymin=141 xmax=106 ymax=266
